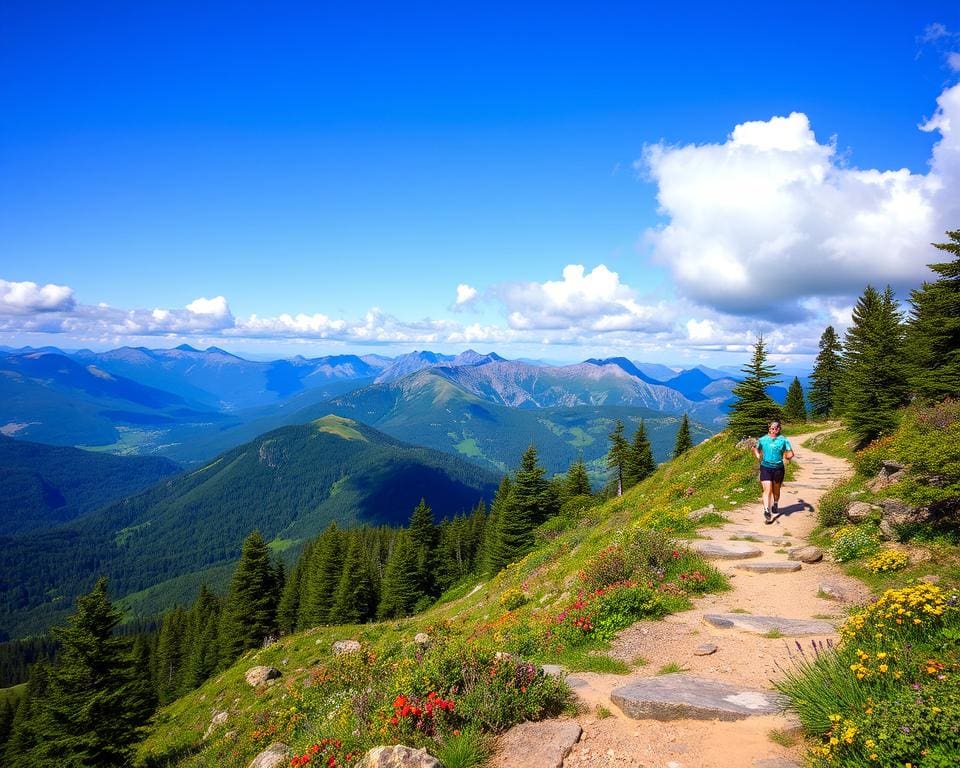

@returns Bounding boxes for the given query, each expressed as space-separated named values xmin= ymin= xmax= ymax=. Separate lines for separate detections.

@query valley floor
xmin=491 ymin=430 xmax=866 ymax=768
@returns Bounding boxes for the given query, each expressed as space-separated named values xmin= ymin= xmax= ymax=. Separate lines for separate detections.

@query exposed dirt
xmin=492 ymin=429 xmax=872 ymax=768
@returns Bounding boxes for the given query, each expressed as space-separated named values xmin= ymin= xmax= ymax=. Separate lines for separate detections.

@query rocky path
xmin=491 ymin=430 xmax=871 ymax=768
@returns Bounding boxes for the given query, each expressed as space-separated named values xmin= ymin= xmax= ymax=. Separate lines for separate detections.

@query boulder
xmin=356 ymin=745 xmax=442 ymax=768
xmin=788 ymin=546 xmax=823 ymax=563
xmin=332 ymin=640 xmax=362 ymax=655
xmin=247 ymin=743 xmax=289 ymax=768
xmin=244 ymin=666 xmax=281 ymax=687
xmin=203 ymin=710 xmax=229 ymax=740
xmin=817 ymin=582 xmax=848 ymax=601
xmin=879 ymin=498 xmax=930 ymax=540
xmin=693 ymin=643 xmax=718 ymax=656
xmin=845 ymin=501 xmax=877 ymax=523
xmin=413 ymin=632 xmax=431 ymax=645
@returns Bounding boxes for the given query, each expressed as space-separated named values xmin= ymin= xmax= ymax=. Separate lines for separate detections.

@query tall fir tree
xmin=808 ymin=325 xmax=843 ymax=417
xmin=625 ymin=420 xmax=655 ymax=486
xmin=376 ymin=530 xmax=423 ymax=619
xmin=4 ymin=662 xmax=49 ymax=767
xmin=155 ymin=606 xmax=188 ymax=703
xmin=31 ymin=578 xmax=151 ymax=767
xmin=783 ymin=377 xmax=807 ymax=423
xmin=479 ymin=476 xmax=511 ymax=573
xmin=842 ymin=285 xmax=908 ymax=444
xmin=727 ymin=335 xmax=783 ymax=439
xmin=408 ymin=498 xmax=437 ymax=596
xmin=277 ymin=540 xmax=312 ymax=634
xmin=672 ymin=414 xmax=693 ymax=458
xmin=906 ymin=230 xmax=960 ymax=401
xmin=606 ymin=420 xmax=630 ymax=496
xmin=511 ymin=444 xmax=556 ymax=526
xmin=219 ymin=531 xmax=281 ymax=666
xmin=298 ymin=523 xmax=343 ymax=627
xmin=330 ymin=534 xmax=377 ymax=624
xmin=564 ymin=456 xmax=593 ymax=498
xmin=182 ymin=585 xmax=221 ymax=690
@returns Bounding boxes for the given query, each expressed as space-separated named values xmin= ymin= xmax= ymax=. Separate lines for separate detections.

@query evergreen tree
xmin=625 ymin=420 xmax=655 ymax=486
xmin=155 ymin=606 xmax=188 ymax=703
xmin=842 ymin=285 xmax=908 ymax=444
xmin=219 ymin=531 xmax=281 ymax=666
xmin=298 ymin=523 xmax=343 ymax=627
xmin=31 ymin=578 xmax=150 ymax=767
xmin=564 ymin=456 xmax=593 ymax=498
xmin=480 ymin=476 xmax=511 ymax=573
xmin=330 ymin=534 xmax=376 ymax=624
xmin=906 ymin=230 xmax=960 ymax=401
xmin=606 ymin=420 xmax=630 ymax=496
xmin=672 ymin=414 xmax=693 ymax=458
xmin=376 ymin=531 xmax=422 ymax=619
xmin=408 ymin=499 xmax=437 ymax=596
xmin=277 ymin=541 xmax=312 ymax=634
xmin=0 ymin=695 xmax=14 ymax=752
xmin=783 ymin=377 xmax=807 ymax=423
xmin=808 ymin=325 xmax=843 ymax=417
xmin=182 ymin=585 xmax=220 ymax=690
xmin=727 ymin=335 xmax=783 ymax=439
xmin=511 ymin=444 xmax=556 ymax=525
xmin=4 ymin=662 xmax=49 ymax=766
xmin=128 ymin=634 xmax=158 ymax=720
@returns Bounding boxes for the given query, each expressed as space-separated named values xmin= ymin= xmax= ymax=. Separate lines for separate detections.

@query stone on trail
xmin=734 ymin=561 xmax=802 ymax=573
xmin=356 ymin=745 xmax=442 ymax=768
xmin=817 ymin=582 xmax=848 ymax=601
xmin=489 ymin=720 xmax=582 ymax=768
xmin=610 ymin=674 xmax=784 ymax=721
xmin=788 ymin=545 xmax=823 ymax=563
xmin=691 ymin=541 xmax=762 ymax=559
xmin=728 ymin=530 xmax=793 ymax=545
xmin=332 ymin=639 xmax=362 ymax=654
xmin=754 ymin=759 xmax=801 ymax=768
xmin=693 ymin=643 xmax=718 ymax=656
xmin=703 ymin=614 xmax=834 ymax=635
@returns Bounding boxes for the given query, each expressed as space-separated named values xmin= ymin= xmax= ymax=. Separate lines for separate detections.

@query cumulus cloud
xmin=497 ymin=264 xmax=675 ymax=333
xmin=454 ymin=283 xmax=478 ymax=307
xmin=640 ymin=84 xmax=960 ymax=319
xmin=0 ymin=280 xmax=75 ymax=315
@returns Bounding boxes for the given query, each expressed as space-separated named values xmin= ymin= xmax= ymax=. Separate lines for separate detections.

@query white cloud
xmin=455 ymin=283 xmax=478 ymax=306
xmin=497 ymin=264 xmax=675 ymax=333
xmin=0 ymin=280 xmax=75 ymax=315
xmin=640 ymin=84 xmax=960 ymax=318
xmin=950 ymin=52 xmax=960 ymax=72
xmin=186 ymin=295 xmax=231 ymax=318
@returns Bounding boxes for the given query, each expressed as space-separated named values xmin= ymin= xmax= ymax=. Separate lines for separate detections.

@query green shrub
xmin=817 ymin=477 xmax=860 ymax=527
xmin=590 ymin=582 xmax=669 ymax=641
xmin=579 ymin=544 xmax=631 ymax=590
xmin=830 ymin=525 xmax=880 ymax=562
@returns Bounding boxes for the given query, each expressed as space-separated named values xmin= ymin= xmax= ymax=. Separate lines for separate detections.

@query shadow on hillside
xmin=773 ymin=498 xmax=814 ymax=520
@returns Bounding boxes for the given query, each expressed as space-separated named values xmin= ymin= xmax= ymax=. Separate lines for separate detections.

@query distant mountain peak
xmin=583 ymin=357 xmax=660 ymax=384
xmin=312 ymin=414 xmax=368 ymax=441
xmin=175 ymin=344 xmax=200 ymax=353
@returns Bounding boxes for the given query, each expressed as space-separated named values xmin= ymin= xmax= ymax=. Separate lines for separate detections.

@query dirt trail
xmin=527 ymin=429 xmax=870 ymax=768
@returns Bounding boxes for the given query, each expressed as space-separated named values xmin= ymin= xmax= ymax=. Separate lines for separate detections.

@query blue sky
xmin=2 ymin=1 xmax=959 ymax=365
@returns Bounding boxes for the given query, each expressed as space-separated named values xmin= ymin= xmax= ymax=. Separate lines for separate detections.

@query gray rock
xmin=845 ymin=501 xmax=877 ymax=522
xmin=204 ymin=710 xmax=229 ymax=740
xmin=332 ymin=640 xmax=362 ymax=655
xmin=882 ymin=460 xmax=905 ymax=474
xmin=356 ymin=745 xmax=442 ymax=768
xmin=787 ymin=546 xmax=823 ymax=563
xmin=413 ymin=632 xmax=431 ymax=645
xmin=610 ymin=674 xmax=784 ymax=721
xmin=703 ymin=614 xmax=834 ymax=635
xmin=734 ymin=561 xmax=802 ymax=573
xmin=688 ymin=504 xmax=716 ymax=521
xmin=691 ymin=541 xmax=763 ymax=560
xmin=754 ymin=759 xmax=801 ymax=768
xmin=817 ymin=582 xmax=848 ymax=601
xmin=729 ymin=530 xmax=793 ymax=545
xmin=920 ymin=574 xmax=942 ymax=584
xmin=489 ymin=720 xmax=582 ymax=768
xmin=693 ymin=643 xmax=718 ymax=656
xmin=541 ymin=664 xmax=566 ymax=678
xmin=244 ymin=666 xmax=281 ymax=687
xmin=247 ymin=743 xmax=289 ymax=768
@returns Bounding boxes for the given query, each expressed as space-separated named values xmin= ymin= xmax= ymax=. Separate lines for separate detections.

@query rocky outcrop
xmin=203 ymin=710 xmax=229 ymax=740
xmin=866 ymin=461 xmax=905 ymax=492
xmin=332 ymin=639 xmax=362 ymax=654
xmin=845 ymin=501 xmax=877 ymax=523
xmin=489 ymin=720 xmax=582 ymax=768
xmin=788 ymin=546 xmax=823 ymax=563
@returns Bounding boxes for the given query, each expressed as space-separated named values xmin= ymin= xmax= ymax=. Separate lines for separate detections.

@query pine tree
xmin=330 ymin=534 xmax=376 ymax=624
xmin=606 ymin=420 xmax=630 ymax=496
xmin=0 ymin=695 xmax=15 ymax=751
xmin=32 ymin=578 xmax=150 ymax=767
xmin=783 ymin=377 xmax=807 ymax=423
xmin=277 ymin=541 xmax=312 ymax=634
xmin=219 ymin=531 xmax=281 ymax=666
xmin=906 ymin=230 xmax=960 ymax=401
xmin=155 ymin=606 xmax=188 ymax=703
xmin=727 ymin=335 xmax=783 ymax=439
xmin=376 ymin=531 xmax=422 ymax=619
xmin=511 ymin=444 xmax=556 ymax=526
xmin=672 ymin=414 xmax=693 ymax=458
xmin=408 ymin=499 xmax=437 ymax=596
xmin=298 ymin=523 xmax=343 ymax=627
xmin=842 ymin=285 xmax=908 ymax=444
xmin=182 ymin=585 xmax=220 ymax=690
xmin=625 ymin=420 xmax=655 ymax=486
xmin=128 ymin=634 xmax=158 ymax=720
xmin=808 ymin=325 xmax=843 ymax=417
xmin=564 ymin=456 xmax=593 ymax=498
xmin=4 ymin=662 xmax=49 ymax=766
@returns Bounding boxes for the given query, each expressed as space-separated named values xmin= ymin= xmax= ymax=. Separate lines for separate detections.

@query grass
xmin=631 ymin=655 xmax=650 ymax=667
xmin=730 ymin=607 xmax=750 ymax=614
xmin=767 ymin=728 xmax=799 ymax=748
xmin=655 ymin=662 xmax=688 ymax=675
xmin=595 ymin=705 xmax=613 ymax=719
xmin=761 ymin=628 xmax=785 ymax=639
xmin=432 ymin=727 xmax=491 ymax=768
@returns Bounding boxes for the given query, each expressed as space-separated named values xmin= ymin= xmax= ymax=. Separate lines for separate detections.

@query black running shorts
xmin=759 ymin=465 xmax=785 ymax=483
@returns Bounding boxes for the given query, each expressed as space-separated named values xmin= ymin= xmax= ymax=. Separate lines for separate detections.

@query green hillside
xmin=301 ymin=370 xmax=713 ymax=478
xmin=0 ymin=436 xmax=180 ymax=535
xmin=0 ymin=416 xmax=499 ymax=639
xmin=134 ymin=430 xmax=750 ymax=767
